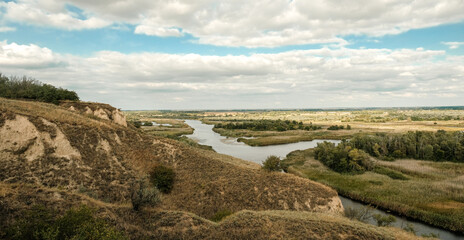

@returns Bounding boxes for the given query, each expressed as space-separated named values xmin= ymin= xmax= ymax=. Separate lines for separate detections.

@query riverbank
xmin=213 ymin=127 xmax=353 ymax=146
xmin=282 ymin=148 xmax=464 ymax=234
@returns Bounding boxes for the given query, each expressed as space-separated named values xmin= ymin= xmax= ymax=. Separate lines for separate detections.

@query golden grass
xmin=0 ymin=98 xmax=118 ymax=129
xmin=0 ymin=181 xmax=423 ymax=240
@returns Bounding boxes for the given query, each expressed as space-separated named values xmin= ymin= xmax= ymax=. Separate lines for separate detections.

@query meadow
xmin=282 ymin=148 xmax=464 ymax=233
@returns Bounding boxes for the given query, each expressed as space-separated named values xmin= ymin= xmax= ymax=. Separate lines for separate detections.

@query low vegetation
xmin=373 ymin=214 xmax=396 ymax=227
xmin=210 ymin=209 xmax=234 ymax=222
xmin=282 ymin=148 xmax=464 ymax=233
xmin=149 ymin=165 xmax=176 ymax=193
xmin=0 ymin=74 xmax=79 ymax=104
xmin=4 ymin=205 xmax=128 ymax=240
xmin=262 ymin=155 xmax=283 ymax=172
xmin=130 ymin=176 xmax=162 ymax=211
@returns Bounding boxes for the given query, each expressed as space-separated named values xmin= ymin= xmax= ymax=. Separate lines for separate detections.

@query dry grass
xmin=1 ymin=99 xmax=429 ymax=239
xmin=0 ymin=98 xmax=117 ymax=129
xmin=0 ymin=182 xmax=423 ymax=240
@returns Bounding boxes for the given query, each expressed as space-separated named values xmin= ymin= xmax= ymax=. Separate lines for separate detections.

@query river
xmin=183 ymin=119 xmax=463 ymax=240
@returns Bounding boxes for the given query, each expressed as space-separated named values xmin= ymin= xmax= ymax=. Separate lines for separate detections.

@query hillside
xmin=0 ymin=97 xmax=422 ymax=239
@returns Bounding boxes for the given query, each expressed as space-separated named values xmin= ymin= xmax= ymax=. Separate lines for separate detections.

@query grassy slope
xmin=0 ymin=183 xmax=420 ymax=240
xmin=0 ymin=98 xmax=426 ymax=239
xmin=282 ymin=148 xmax=464 ymax=233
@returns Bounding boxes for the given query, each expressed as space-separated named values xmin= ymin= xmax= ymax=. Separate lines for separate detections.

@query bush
xmin=262 ymin=155 xmax=282 ymax=172
xmin=373 ymin=214 xmax=396 ymax=227
xmin=150 ymin=165 xmax=175 ymax=193
xmin=210 ymin=209 xmax=233 ymax=222
xmin=4 ymin=205 xmax=128 ymax=240
xmin=344 ymin=206 xmax=374 ymax=223
xmin=131 ymin=176 xmax=162 ymax=211
xmin=328 ymin=125 xmax=344 ymax=130
xmin=402 ymin=223 xmax=416 ymax=235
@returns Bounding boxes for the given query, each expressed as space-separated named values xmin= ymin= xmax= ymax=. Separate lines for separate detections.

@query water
xmin=183 ymin=119 xmax=464 ymax=240
xmin=151 ymin=121 xmax=172 ymax=127
xmin=184 ymin=119 xmax=339 ymax=164
xmin=340 ymin=196 xmax=463 ymax=240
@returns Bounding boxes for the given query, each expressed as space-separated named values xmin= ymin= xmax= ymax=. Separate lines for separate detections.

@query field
xmin=282 ymin=148 xmax=464 ymax=233
xmin=126 ymin=108 xmax=464 ymax=146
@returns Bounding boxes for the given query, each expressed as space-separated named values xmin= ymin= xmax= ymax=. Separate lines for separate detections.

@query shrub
xmin=150 ymin=165 xmax=176 ymax=193
xmin=402 ymin=223 xmax=416 ymax=235
xmin=210 ymin=209 xmax=233 ymax=222
xmin=131 ymin=121 xmax=142 ymax=128
xmin=131 ymin=176 xmax=162 ymax=211
xmin=262 ymin=155 xmax=282 ymax=172
xmin=344 ymin=206 xmax=374 ymax=223
xmin=328 ymin=125 xmax=344 ymax=130
xmin=373 ymin=214 xmax=396 ymax=227
xmin=4 ymin=205 xmax=128 ymax=240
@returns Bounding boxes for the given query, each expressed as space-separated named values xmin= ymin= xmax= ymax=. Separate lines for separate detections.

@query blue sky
xmin=0 ymin=0 xmax=463 ymax=110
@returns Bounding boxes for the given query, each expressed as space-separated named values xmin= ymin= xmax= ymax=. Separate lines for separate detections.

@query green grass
xmin=283 ymin=149 xmax=464 ymax=234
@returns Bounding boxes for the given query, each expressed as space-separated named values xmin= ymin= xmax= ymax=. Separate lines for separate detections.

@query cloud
xmin=1 ymin=1 xmax=111 ymax=30
xmin=0 ymin=26 xmax=16 ymax=32
xmin=442 ymin=41 xmax=464 ymax=49
xmin=1 ymin=41 xmax=463 ymax=109
xmin=2 ymin=0 xmax=464 ymax=47
xmin=0 ymin=41 xmax=63 ymax=68
xmin=134 ymin=25 xmax=183 ymax=37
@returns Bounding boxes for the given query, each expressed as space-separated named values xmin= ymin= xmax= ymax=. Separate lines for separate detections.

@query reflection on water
xmin=183 ymin=119 xmax=464 ymax=240
xmin=184 ymin=119 xmax=339 ymax=164
xmin=340 ymin=196 xmax=463 ymax=240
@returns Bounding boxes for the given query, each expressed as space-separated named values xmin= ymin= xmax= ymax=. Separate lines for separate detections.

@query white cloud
xmin=0 ymin=41 xmax=62 ymax=68
xmin=1 ymin=1 xmax=111 ymax=30
xmin=2 ymin=0 xmax=464 ymax=47
xmin=0 ymin=26 xmax=16 ymax=32
xmin=134 ymin=25 xmax=183 ymax=37
xmin=1 ymin=41 xmax=463 ymax=109
xmin=442 ymin=41 xmax=464 ymax=49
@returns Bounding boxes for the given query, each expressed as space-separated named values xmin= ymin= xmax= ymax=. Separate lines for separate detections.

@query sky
xmin=0 ymin=0 xmax=464 ymax=110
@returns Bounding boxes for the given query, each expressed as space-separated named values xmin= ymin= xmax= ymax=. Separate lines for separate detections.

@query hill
xmin=0 ymin=97 xmax=421 ymax=239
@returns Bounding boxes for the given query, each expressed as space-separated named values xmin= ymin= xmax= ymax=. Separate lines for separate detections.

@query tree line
xmin=0 ymin=74 xmax=79 ymax=104
xmin=214 ymin=119 xmax=321 ymax=131
xmin=350 ymin=131 xmax=464 ymax=162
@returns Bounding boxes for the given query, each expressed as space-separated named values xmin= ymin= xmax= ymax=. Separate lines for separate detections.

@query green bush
xmin=0 ymin=74 xmax=79 ymax=104
xmin=262 ymin=155 xmax=282 ymax=172
xmin=373 ymin=214 xmax=396 ymax=227
xmin=150 ymin=165 xmax=176 ymax=193
xmin=131 ymin=176 xmax=162 ymax=211
xmin=314 ymin=142 xmax=373 ymax=174
xmin=210 ymin=209 xmax=233 ymax=222
xmin=4 ymin=205 xmax=128 ymax=240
